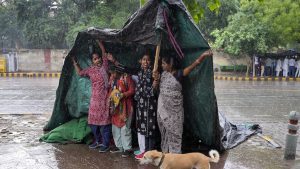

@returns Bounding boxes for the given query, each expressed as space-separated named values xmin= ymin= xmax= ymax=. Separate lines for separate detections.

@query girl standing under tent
xmin=72 ymin=40 xmax=118 ymax=152
xmin=134 ymin=53 xmax=160 ymax=159
xmin=155 ymin=50 xmax=213 ymax=154
xmin=108 ymin=66 xmax=135 ymax=158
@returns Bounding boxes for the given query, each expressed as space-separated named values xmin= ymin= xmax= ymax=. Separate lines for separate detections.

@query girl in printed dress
xmin=72 ymin=40 xmax=118 ymax=152
xmin=134 ymin=53 xmax=160 ymax=159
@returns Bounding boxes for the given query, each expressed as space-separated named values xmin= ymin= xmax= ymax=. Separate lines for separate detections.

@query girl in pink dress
xmin=72 ymin=40 xmax=118 ymax=152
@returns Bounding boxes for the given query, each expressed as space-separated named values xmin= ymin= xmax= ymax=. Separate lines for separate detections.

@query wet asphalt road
xmin=215 ymin=80 xmax=300 ymax=149
xmin=0 ymin=78 xmax=300 ymax=169
xmin=0 ymin=78 xmax=56 ymax=114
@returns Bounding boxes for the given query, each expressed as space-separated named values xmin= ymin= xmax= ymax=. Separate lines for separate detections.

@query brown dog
xmin=139 ymin=150 xmax=219 ymax=169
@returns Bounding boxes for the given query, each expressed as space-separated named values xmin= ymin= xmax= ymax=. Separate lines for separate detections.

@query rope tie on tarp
xmin=163 ymin=8 xmax=184 ymax=59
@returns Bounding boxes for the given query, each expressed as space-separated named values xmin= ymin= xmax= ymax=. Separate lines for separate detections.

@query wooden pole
xmin=153 ymin=44 xmax=161 ymax=72
xmin=153 ymin=31 xmax=162 ymax=73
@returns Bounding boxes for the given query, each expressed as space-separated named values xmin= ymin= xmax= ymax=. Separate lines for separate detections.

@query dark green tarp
xmin=43 ymin=0 xmax=223 ymax=151
xmin=40 ymin=116 xmax=92 ymax=144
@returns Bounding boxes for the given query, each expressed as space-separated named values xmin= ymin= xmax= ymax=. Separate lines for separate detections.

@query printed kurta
xmin=157 ymin=71 xmax=184 ymax=153
xmin=111 ymin=75 xmax=135 ymax=128
xmin=134 ymin=68 xmax=158 ymax=137
xmin=79 ymin=57 xmax=110 ymax=125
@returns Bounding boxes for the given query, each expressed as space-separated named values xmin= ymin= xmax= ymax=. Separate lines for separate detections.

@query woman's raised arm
xmin=183 ymin=50 xmax=213 ymax=76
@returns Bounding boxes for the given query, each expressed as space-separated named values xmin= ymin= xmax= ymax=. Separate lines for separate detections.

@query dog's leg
xmin=193 ymin=164 xmax=202 ymax=169
xmin=160 ymin=165 xmax=165 ymax=169
xmin=160 ymin=164 xmax=172 ymax=169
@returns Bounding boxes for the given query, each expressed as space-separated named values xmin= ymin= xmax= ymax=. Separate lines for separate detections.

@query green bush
xmin=220 ymin=65 xmax=247 ymax=72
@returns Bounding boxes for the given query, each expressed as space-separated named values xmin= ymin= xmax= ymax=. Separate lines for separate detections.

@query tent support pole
xmin=153 ymin=32 xmax=162 ymax=73
xmin=153 ymin=43 xmax=161 ymax=73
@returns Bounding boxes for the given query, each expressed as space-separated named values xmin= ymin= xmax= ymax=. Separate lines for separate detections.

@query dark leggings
xmin=145 ymin=136 xmax=156 ymax=151
xmin=89 ymin=124 xmax=111 ymax=147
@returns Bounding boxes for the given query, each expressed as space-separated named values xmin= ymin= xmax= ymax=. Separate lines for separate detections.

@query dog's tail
xmin=208 ymin=150 xmax=220 ymax=163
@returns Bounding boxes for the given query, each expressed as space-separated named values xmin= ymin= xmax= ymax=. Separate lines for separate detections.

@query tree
xmin=14 ymin=0 xmax=73 ymax=48
xmin=5 ymin=0 xmax=140 ymax=48
xmin=184 ymin=0 xmax=221 ymax=22
xmin=211 ymin=13 xmax=269 ymax=57
xmin=0 ymin=2 xmax=24 ymax=49
xmin=211 ymin=0 xmax=300 ymax=56
xmin=211 ymin=0 xmax=300 ymax=76
xmin=198 ymin=0 xmax=239 ymax=41
xmin=255 ymin=0 xmax=300 ymax=45
xmin=66 ymin=0 xmax=139 ymax=47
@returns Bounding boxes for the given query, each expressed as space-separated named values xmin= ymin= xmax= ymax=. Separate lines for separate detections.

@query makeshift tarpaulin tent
xmin=42 ymin=0 xmax=260 ymax=152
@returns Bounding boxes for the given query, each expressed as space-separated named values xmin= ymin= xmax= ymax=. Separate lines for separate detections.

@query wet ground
xmin=0 ymin=78 xmax=300 ymax=169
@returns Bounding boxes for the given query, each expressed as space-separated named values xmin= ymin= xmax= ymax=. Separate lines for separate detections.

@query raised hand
xmin=152 ymin=71 xmax=160 ymax=88
xmin=106 ymin=53 xmax=114 ymax=62
xmin=183 ymin=50 xmax=213 ymax=76
xmin=96 ymin=40 xmax=106 ymax=54
xmin=195 ymin=50 xmax=213 ymax=64
xmin=152 ymin=71 xmax=160 ymax=81
xmin=71 ymin=56 xmax=82 ymax=74
xmin=71 ymin=56 xmax=77 ymax=65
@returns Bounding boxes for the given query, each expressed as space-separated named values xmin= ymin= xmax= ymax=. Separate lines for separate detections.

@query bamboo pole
xmin=153 ymin=31 xmax=162 ymax=73
xmin=153 ymin=43 xmax=161 ymax=72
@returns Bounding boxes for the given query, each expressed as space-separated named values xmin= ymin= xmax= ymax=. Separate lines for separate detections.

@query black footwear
xmin=121 ymin=150 xmax=131 ymax=158
xmin=99 ymin=145 xmax=109 ymax=153
xmin=88 ymin=142 xmax=100 ymax=149
xmin=110 ymin=147 xmax=123 ymax=153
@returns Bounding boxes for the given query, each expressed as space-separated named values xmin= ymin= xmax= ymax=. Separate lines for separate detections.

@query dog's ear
xmin=150 ymin=150 xmax=161 ymax=159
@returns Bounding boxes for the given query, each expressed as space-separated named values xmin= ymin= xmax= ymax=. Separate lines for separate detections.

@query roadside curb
xmin=0 ymin=72 xmax=61 ymax=78
xmin=214 ymin=76 xmax=300 ymax=82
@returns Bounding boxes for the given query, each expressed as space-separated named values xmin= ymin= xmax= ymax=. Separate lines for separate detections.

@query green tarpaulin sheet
xmin=40 ymin=116 xmax=92 ymax=144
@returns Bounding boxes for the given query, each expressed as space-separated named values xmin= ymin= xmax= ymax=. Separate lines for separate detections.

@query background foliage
xmin=211 ymin=0 xmax=300 ymax=57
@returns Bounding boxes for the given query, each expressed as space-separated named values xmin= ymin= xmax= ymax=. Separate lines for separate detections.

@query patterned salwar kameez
xmin=157 ymin=71 xmax=184 ymax=153
xmin=79 ymin=56 xmax=111 ymax=147
xmin=134 ymin=68 xmax=159 ymax=152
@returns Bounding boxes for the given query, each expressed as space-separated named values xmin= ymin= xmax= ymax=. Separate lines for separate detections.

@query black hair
xmin=88 ymin=38 xmax=102 ymax=59
xmin=91 ymin=52 xmax=100 ymax=58
xmin=91 ymin=52 xmax=101 ymax=63
xmin=161 ymin=55 xmax=179 ymax=69
xmin=140 ymin=51 xmax=155 ymax=66
xmin=144 ymin=50 xmax=151 ymax=57
xmin=141 ymin=48 xmax=154 ymax=60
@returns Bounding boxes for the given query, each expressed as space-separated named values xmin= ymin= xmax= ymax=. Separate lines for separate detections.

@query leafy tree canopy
xmin=211 ymin=0 xmax=300 ymax=57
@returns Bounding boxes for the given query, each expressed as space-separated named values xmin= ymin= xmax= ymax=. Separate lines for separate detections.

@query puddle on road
xmin=0 ymin=143 xmax=58 ymax=169
xmin=0 ymin=114 xmax=48 ymax=144
xmin=0 ymin=114 xmax=58 ymax=169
